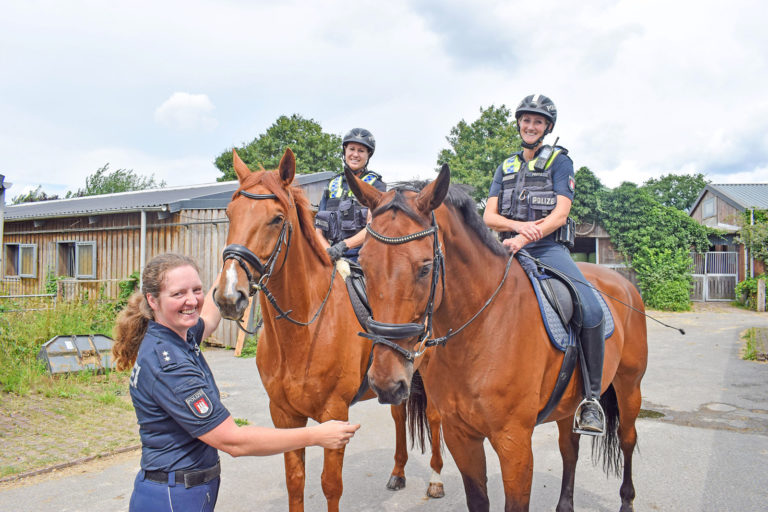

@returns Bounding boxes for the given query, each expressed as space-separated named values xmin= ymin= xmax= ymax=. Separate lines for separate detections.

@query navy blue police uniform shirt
xmin=129 ymin=318 xmax=230 ymax=472
xmin=487 ymin=149 xmax=575 ymax=247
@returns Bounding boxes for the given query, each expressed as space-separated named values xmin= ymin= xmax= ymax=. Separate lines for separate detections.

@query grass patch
xmin=742 ymin=327 xmax=768 ymax=361
xmin=238 ymin=336 xmax=258 ymax=358
xmin=234 ymin=417 xmax=251 ymax=427
xmin=638 ymin=408 xmax=665 ymax=419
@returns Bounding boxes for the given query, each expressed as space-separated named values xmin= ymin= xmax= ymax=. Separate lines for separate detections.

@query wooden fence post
xmin=757 ymin=278 xmax=766 ymax=313
xmin=233 ymin=295 xmax=254 ymax=356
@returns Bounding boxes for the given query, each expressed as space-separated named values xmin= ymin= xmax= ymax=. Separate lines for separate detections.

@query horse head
xmin=214 ymin=148 xmax=311 ymax=320
xmin=347 ymin=164 xmax=451 ymax=404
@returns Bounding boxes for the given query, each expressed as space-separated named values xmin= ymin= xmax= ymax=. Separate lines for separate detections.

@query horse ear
xmin=232 ymin=150 xmax=252 ymax=183
xmin=345 ymin=167 xmax=383 ymax=209
xmin=416 ymin=163 xmax=451 ymax=214
xmin=278 ymin=148 xmax=296 ymax=186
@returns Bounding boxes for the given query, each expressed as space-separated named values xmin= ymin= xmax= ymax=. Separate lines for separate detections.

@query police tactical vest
xmin=498 ymin=146 xmax=566 ymax=223
xmin=317 ymin=171 xmax=380 ymax=244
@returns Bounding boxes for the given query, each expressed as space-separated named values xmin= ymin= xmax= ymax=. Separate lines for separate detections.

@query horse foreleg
xmin=444 ymin=425 xmax=489 ymax=512
xmin=270 ymin=405 xmax=309 ymax=512
xmin=320 ymin=446 xmax=346 ymax=512
xmin=426 ymin=398 xmax=445 ymax=498
xmin=555 ymin=417 xmax=580 ymax=512
xmin=490 ymin=425 xmax=535 ymax=512
xmin=283 ymin=449 xmax=307 ymax=512
xmin=387 ymin=403 xmax=408 ymax=491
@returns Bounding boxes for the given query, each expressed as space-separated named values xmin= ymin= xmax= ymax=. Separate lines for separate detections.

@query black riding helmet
xmin=342 ymin=128 xmax=376 ymax=157
xmin=515 ymin=94 xmax=557 ymax=149
xmin=342 ymin=128 xmax=375 ymax=172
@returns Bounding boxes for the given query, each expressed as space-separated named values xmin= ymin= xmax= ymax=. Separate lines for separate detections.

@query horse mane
xmin=381 ymin=181 xmax=507 ymax=257
xmin=234 ymin=170 xmax=330 ymax=264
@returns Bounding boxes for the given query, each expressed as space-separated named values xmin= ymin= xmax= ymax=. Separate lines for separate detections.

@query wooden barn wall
xmin=2 ymin=209 xmax=241 ymax=347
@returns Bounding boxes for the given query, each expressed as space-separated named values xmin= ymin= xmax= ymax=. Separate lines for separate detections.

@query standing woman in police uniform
xmin=113 ymin=253 xmax=359 ymax=511
xmin=482 ymin=94 xmax=606 ymax=435
xmin=315 ymin=128 xmax=386 ymax=263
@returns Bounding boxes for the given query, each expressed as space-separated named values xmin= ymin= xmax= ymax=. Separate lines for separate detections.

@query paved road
xmin=1 ymin=304 xmax=767 ymax=511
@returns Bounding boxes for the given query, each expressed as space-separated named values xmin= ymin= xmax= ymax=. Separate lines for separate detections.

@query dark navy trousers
xmin=129 ymin=470 xmax=220 ymax=512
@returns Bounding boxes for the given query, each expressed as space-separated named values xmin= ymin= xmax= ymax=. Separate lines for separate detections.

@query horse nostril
xmin=236 ymin=291 xmax=249 ymax=313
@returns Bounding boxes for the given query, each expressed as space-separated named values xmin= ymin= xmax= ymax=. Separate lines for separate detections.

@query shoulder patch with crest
xmin=568 ymin=176 xmax=575 ymax=193
xmin=185 ymin=389 xmax=213 ymax=418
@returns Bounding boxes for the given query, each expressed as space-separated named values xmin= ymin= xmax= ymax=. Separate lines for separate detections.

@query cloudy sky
xmin=2 ymin=0 xmax=766 ymax=200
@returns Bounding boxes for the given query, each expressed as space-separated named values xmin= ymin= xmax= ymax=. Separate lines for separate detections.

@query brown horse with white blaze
xmin=346 ymin=164 xmax=648 ymax=512
xmin=213 ymin=149 xmax=444 ymax=511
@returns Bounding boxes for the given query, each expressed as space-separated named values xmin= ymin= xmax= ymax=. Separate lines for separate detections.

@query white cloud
xmin=154 ymin=92 xmax=218 ymax=131
xmin=2 ymin=0 xmax=768 ymax=202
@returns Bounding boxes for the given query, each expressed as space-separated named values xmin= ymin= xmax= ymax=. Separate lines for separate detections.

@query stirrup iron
xmin=572 ymin=398 xmax=606 ymax=436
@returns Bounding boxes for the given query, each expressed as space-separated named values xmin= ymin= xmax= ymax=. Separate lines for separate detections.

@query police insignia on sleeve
xmin=185 ymin=389 xmax=213 ymax=418
xmin=568 ymin=176 xmax=575 ymax=193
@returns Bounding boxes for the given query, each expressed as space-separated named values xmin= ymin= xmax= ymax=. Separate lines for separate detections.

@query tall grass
xmin=0 ymin=298 xmax=119 ymax=395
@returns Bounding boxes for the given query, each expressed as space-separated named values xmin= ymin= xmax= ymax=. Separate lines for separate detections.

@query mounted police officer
xmin=113 ymin=253 xmax=359 ymax=511
xmin=483 ymin=94 xmax=606 ymax=435
xmin=315 ymin=128 xmax=386 ymax=263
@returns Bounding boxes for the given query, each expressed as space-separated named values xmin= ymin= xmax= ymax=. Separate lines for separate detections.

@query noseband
xmin=358 ymin=213 xmax=445 ymax=362
xmin=220 ymin=189 xmax=337 ymax=331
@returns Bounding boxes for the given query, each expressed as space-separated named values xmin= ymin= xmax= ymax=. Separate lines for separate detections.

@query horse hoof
xmin=426 ymin=482 xmax=445 ymax=498
xmin=386 ymin=475 xmax=406 ymax=490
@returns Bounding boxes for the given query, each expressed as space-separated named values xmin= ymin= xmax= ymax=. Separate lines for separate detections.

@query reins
xmin=221 ymin=189 xmax=338 ymax=332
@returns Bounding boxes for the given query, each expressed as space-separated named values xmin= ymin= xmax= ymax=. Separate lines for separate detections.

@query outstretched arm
xmin=199 ymin=416 xmax=361 ymax=457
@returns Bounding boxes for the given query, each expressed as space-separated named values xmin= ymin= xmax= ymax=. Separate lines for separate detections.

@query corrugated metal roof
xmin=709 ymin=183 xmax=768 ymax=209
xmin=4 ymin=172 xmax=335 ymax=221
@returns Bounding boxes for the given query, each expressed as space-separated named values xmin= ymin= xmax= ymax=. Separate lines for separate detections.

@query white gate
xmin=690 ymin=251 xmax=738 ymax=301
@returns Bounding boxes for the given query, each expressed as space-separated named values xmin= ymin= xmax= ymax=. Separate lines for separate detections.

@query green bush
xmin=735 ymin=274 xmax=766 ymax=310
xmin=115 ymin=270 xmax=140 ymax=311
xmin=631 ymin=247 xmax=693 ymax=311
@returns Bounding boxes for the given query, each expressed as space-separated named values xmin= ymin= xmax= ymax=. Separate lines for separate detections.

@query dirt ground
xmin=0 ymin=375 xmax=139 ymax=482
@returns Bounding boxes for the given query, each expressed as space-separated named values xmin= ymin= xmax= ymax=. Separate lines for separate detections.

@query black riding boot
xmin=574 ymin=320 xmax=605 ymax=435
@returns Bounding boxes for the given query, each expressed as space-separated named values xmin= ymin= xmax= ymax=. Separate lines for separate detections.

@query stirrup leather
xmin=572 ymin=398 xmax=606 ymax=436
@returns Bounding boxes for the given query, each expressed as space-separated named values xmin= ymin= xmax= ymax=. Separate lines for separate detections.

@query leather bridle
xmin=220 ymin=189 xmax=337 ymax=332
xmin=359 ymin=211 xmax=517 ymax=362
xmin=358 ymin=213 xmax=445 ymax=362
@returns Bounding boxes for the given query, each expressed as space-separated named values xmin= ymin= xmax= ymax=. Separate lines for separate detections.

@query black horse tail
xmin=591 ymin=383 xmax=624 ymax=477
xmin=406 ymin=370 xmax=432 ymax=453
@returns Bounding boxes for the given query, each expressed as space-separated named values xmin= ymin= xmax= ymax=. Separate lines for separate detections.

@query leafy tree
xmin=737 ymin=209 xmax=768 ymax=264
xmin=215 ymin=114 xmax=342 ymax=181
xmin=11 ymin=185 xmax=60 ymax=204
xmin=570 ymin=166 xmax=606 ymax=225
xmin=641 ymin=173 xmax=710 ymax=212
xmin=66 ymin=164 xmax=166 ymax=198
xmin=574 ymin=177 xmax=714 ymax=310
xmin=599 ymin=182 xmax=711 ymax=257
xmin=436 ymin=105 xmax=520 ymax=204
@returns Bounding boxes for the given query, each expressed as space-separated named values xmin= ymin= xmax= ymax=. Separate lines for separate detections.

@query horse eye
xmin=269 ymin=215 xmax=284 ymax=226
xmin=418 ymin=263 xmax=432 ymax=279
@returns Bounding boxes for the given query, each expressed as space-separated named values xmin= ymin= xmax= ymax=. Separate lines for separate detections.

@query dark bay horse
xmin=346 ymin=165 xmax=648 ymax=512
xmin=212 ymin=149 xmax=444 ymax=511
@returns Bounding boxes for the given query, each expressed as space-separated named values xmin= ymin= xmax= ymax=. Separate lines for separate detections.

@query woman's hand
xmin=502 ymin=235 xmax=528 ymax=255
xmin=312 ymin=420 xmax=360 ymax=449
xmin=512 ymin=220 xmax=543 ymax=241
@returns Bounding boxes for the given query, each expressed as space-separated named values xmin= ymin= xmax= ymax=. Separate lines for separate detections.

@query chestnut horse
xmin=212 ymin=149 xmax=443 ymax=512
xmin=346 ymin=165 xmax=648 ymax=512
